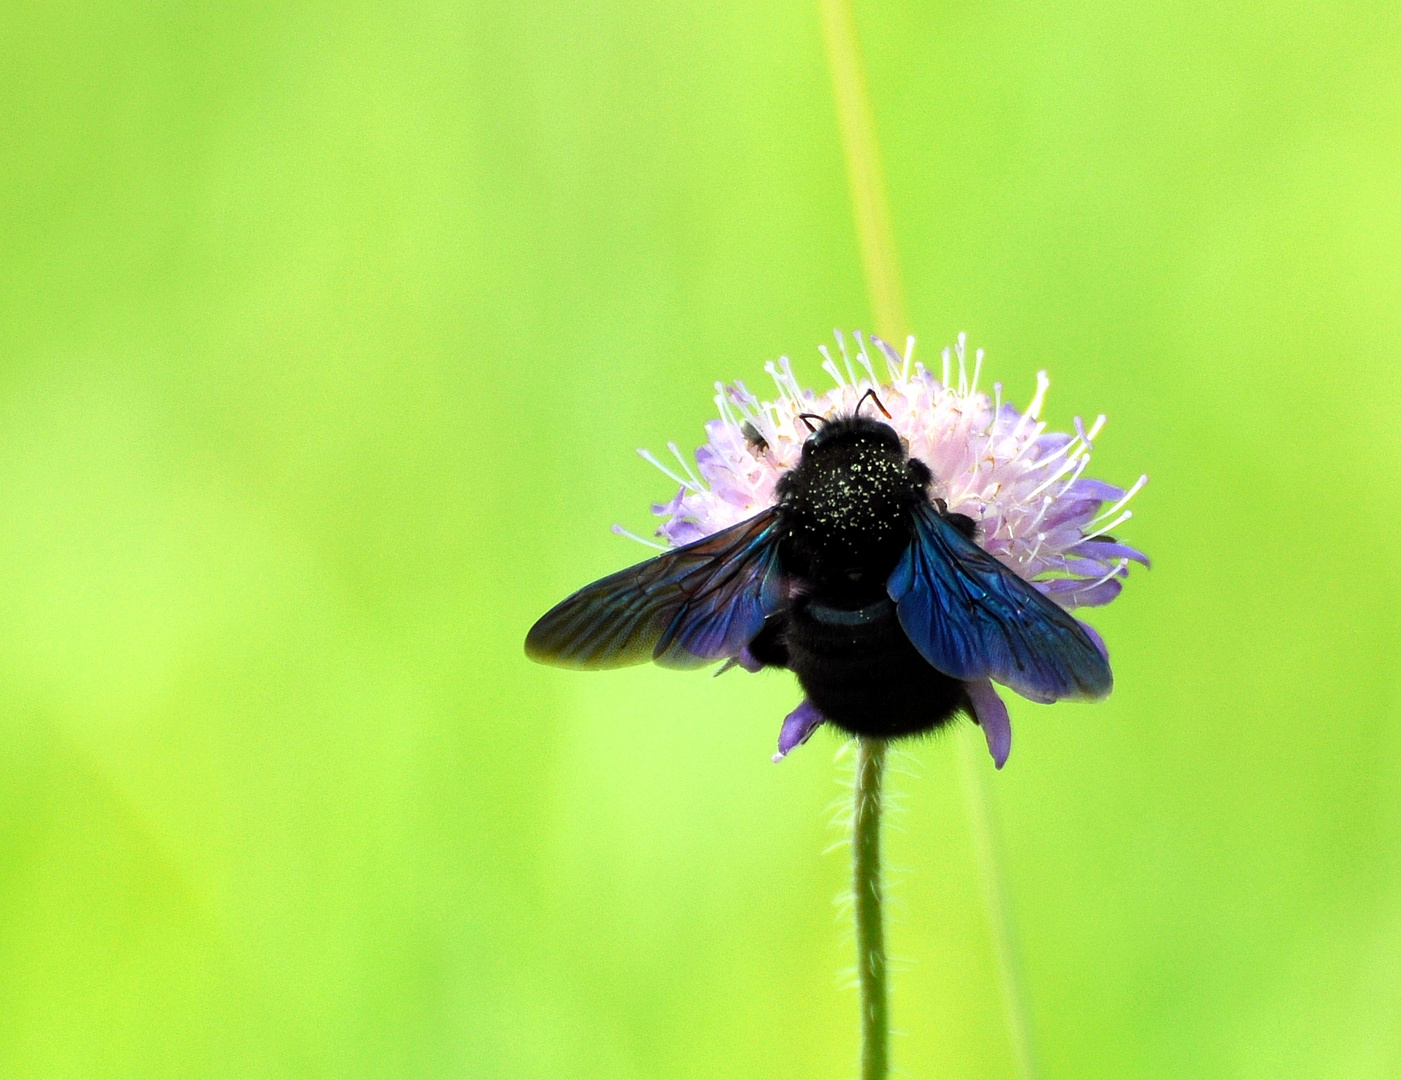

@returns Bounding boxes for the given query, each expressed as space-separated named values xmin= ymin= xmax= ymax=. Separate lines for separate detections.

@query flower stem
xmin=853 ymin=737 xmax=889 ymax=1080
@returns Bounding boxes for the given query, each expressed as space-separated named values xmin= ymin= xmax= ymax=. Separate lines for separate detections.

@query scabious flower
xmin=627 ymin=331 xmax=1147 ymax=766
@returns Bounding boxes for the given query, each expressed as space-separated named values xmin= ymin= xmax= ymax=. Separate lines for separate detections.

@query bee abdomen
xmin=785 ymin=598 xmax=967 ymax=740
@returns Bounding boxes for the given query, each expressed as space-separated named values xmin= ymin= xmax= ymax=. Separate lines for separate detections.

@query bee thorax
xmin=778 ymin=426 xmax=919 ymax=602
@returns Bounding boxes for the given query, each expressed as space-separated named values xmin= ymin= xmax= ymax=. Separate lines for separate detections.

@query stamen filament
xmin=667 ymin=442 xmax=703 ymax=488
xmin=1056 ymin=453 xmax=1091 ymax=498
xmin=1083 ymin=509 xmax=1133 ymax=541
xmin=610 ymin=523 xmax=668 ymax=551
xmin=854 ymin=330 xmax=879 ymax=384
xmin=835 ymin=329 xmax=859 ymax=385
xmin=1088 ymin=474 xmax=1148 ymax=527
xmin=638 ymin=449 xmax=699 ymax=492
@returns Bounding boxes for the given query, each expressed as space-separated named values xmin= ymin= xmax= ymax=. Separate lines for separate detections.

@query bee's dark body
xmin=747 ymin=416 xmax=971 ymax=739
xmin=749 ymin=598 xmax=968 ymax=739
xmin=525 ymin=408 xmax=1111 ymax=748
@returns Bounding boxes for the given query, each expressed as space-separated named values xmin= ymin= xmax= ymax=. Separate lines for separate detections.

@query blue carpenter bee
xmin=525 ymin=391 xmax=1111 ymax=742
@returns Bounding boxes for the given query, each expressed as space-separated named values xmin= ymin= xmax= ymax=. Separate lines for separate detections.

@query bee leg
xmin=745 ymin=613 xmax=790 ymax=668
xmin=714 ymin=613 xmax=789 ymax=676
xmin=944 ymin=512 xmax=978 ymax=540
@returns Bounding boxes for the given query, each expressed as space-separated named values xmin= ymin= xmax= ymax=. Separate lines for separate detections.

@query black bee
xmin=525 ymin=393 xmax=1111 ymax=741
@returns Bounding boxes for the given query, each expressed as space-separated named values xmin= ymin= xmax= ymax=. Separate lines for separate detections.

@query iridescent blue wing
xmin=887 ymin=500 xmax=1112 ymax=701
xmin=525 ymin=509 xmax=784 ymax=670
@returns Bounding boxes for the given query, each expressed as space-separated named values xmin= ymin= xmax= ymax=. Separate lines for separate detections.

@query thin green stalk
xmin=819 ymin=0 xmax=907 ymax=342
xmin=820 ymin=3 xmax=1040 ymax=1076
xmin=853 ymin=737 xmax=889 ymax=1080
xmin=957 ymin=729 xmax=1039 ymax=1080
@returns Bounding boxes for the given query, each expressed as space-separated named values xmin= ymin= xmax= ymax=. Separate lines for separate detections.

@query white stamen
xmin=714 ymin=382 xmax=735 ymax=422
xmin=1026 ymin=370 xmax=1050 ymax=421
xmin=638 ymin=448 xmax=699 ymax=492
xmin=612 ymin=523 xmax=668 ymax=551
xmin=1089 ymin=474 xmax=1148 ymax=527
xmin=778 ymin=355 xmax=801 ymax=399
xmin=971 ymin=348 xmax=984 ymax=396
xmin=1025 ymin=434 xmax=1082 ymax=478
xmin=1088 ymin=558 xmax=1130 ymax=589
xmin=853 ymin=330 xmax=878 ymax=384
xmin=1056 ymin=453 xmax=1091 ymax=498
xmin=956 ymin=332 xmax=968 ymax=395
xmin=874 ymin=336 xmax=903 ymax=382
xmin=1028 ymin=452 xmax=1082 ymax=499
xmin=667 ymin=442 xmax=703 ymax=488
xmin=941 ymin=347 xmax=951 ymax=388
xmin=834 ymin=328 xmax=858 ymax=385
xmin=713 ymin=391 xmax=750 ymax=457
xmin=817 ymin=346 xmax=846 ymax=389
xmin=1004 ymin=420 xmax=1049 ymax=467
xmin=822 ymin=359 xmax=846 ymax=388
xmin=1014 ymin=372 xmax=1047 ymax=439
xmin=763 ymin=361 xmax=784 ymax=399
xmin=765 ymin=356 xmax=805 ymax=405
xmin=1083 ymin=510 xmax=1133 ymax=541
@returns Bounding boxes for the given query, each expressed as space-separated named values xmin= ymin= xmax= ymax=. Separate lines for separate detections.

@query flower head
xmin=633 ymin=331 xmax=1147 ymax=767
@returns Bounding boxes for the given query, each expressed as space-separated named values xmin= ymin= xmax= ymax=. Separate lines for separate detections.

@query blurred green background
xmin=2 ymin=1 xmax=1399 ymax=1077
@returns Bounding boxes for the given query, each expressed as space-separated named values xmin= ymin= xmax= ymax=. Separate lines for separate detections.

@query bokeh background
xmin=3 ymin=1 xmax=1399 ymax=1077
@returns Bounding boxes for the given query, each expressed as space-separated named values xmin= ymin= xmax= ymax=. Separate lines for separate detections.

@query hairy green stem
xmin=853 ymin=737 xmax=889 ymax=1080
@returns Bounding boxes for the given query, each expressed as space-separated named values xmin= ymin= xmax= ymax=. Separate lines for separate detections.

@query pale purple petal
xmin=651 ymin=487 xmax=687 ymax=519
xmin=1068 ymin=540 xmax=1150 ymax=567
xmin=772 ymin=699 xmax=825 ymax=763
xmin=714 ymin=639 xmax=765 ymax=676
xmin=1032 ymin=432 xmax=1074 ymax=454
xmin=657 ymin=517 xmax=707 ymax=547
xmin=993 ymin=402 xmax=1024 ymax=429
xmin=1076 ymin=619 xmax=1110 ymax=662
xmin=692 ymin=442 xmax=728 ymax=479
xmin=734 ymin=642 xmax=764 ymax=672
xmin=871 ymin=335 xmax=904 ymax=374
xmin=1038 ymin=498 xmax=1103 ymax=531
xmin=966 ymin=679 xmax=1012 ymax=769
xmin=1037 ymin=576 xmax=1124 ymax=608
xmin=1057 ymin=555 xmax=1126 ymax=578
xmin=1064 ymin=478 xmax=1126 ymax=503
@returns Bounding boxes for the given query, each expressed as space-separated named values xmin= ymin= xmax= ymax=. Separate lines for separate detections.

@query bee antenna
xmin=797 ymin=413 xmax=827 ymax=433
xmin=854 ymin=389 xmax=892 ymax=419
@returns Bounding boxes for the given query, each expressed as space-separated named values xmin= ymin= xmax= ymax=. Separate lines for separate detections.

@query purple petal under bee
xmin=773 ymin=699 xmax=825 ymax=762
xmin=1075 ymin=620 xmax=1109 ymax=662
xmin=966 ymin=679 xmax=1012 ymax=769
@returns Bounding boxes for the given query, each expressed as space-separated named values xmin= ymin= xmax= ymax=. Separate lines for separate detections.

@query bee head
xmin=797 ymin=390 xmax=903 ymax=455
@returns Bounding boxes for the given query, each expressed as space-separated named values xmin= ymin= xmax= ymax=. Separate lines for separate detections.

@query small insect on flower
xmin=526 ymin=332 xmax=1147 ymax=768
